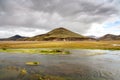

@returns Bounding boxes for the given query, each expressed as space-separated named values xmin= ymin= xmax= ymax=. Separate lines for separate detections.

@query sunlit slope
xmin=22 ymin=27 xmax=88 ymax=41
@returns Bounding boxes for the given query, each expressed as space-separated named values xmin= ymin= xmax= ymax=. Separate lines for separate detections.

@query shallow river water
xmin=0 ymin=49 xmax=120 ymax=80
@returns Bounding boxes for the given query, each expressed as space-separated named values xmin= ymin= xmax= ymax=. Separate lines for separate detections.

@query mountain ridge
xmin=99 ymin=34 xmax=120 ymax=40
xmin=0 ymin=27 xmax=120 ymax=41
xmin=0 ymin=35 xmax=27 ymax=41
xmin=20 ymin=27 xmax=92 ymax=41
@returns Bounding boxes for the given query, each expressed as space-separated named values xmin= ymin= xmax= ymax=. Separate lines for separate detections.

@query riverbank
xmin=0 ymin=48 xmax=70 ymax=54
xmin=0 ymin=41 xmax=120 ymax=50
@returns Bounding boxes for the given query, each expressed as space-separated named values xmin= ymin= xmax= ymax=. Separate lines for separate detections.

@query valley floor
xmin=0 ymin=41 xmax=120 ymax=50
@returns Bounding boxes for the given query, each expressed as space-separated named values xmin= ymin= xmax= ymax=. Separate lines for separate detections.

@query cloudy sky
xmin=0 ymin=0 xmax=120 ymax=38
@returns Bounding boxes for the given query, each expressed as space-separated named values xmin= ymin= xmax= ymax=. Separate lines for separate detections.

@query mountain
xmin=86 ymin=35 xmax=98 ymax=39
xmin=21 ymin=27 xmax=92 ymax=41
xmin=99 ymin=34 xmax=120 ymax=40
xmin=0 ymin=35 xmax=27 ymax=41
xmin=1 ymin=28 xmax=119 ymax=41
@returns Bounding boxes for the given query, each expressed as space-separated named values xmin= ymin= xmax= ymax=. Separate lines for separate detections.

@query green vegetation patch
xmin=40 ymin=49 xmax=70 ymax=54
xmin=25 ymin=62 xmax=40 ymax=66
xmin=0 ymin=48 xmax=71 ymax=55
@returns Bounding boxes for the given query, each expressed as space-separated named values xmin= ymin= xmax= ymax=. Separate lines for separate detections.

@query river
xmin=0 ymin=49 xmax=120 ymax=80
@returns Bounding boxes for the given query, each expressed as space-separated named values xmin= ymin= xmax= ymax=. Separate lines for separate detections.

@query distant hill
xmin=99 ymin=34 xmax=120 ymax=40
xmin=86 ymin=35 xmax=98 ymax=39
xmin=0 ymin=35 xmax=27 ymax=41
xmin=2 ymin=27 xmax=120 ymax=41
xmin=21 ymin=27 xmax=93 ymax=41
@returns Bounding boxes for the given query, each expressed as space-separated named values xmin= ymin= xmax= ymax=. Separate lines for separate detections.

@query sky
xmin=0 ymin=0 xmax=120 ymax=38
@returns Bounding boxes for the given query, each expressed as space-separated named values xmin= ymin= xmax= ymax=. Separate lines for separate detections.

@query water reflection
xmin=0 ymin=49 xmax=120 ymax=80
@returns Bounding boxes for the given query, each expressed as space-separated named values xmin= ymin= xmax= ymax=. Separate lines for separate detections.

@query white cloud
xmin=85 ymin=22 xmax=120 ymax=37
xmin=85 ymin=23 xmax=105 ymax=37
xmin=0 ymin=0 xmax=120 ymax=38
xmin=0 ymin=26 xmax=47 ymax=38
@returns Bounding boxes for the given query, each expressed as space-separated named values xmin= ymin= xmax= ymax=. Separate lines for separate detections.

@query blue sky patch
xmin=103 ymin=20 xmax=120 ymax=28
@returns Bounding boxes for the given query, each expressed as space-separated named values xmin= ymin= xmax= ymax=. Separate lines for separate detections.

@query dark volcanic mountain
xmin=21 ymin=27 xmax=93 ymax=41
xmin=0 ymin=35 xmax=27 ymax=41
xmin=99 ymin=34 xmax=120 ymax=40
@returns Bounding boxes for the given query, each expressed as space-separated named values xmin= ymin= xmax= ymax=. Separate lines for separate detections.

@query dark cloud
xmin=0 ymin=0 xmax=119 ymax=38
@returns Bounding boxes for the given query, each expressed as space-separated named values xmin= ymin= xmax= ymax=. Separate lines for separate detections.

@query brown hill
xmin=99 ymin=34 xmax=120 ymax=40
xmin=0 ymin=35 xmax=27 ymax=41
xmin=21 ymin=27 xmax=92 ymax=41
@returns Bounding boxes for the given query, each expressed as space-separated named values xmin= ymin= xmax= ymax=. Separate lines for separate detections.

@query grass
xmin=0 ymin=41 xmax=119 ymax=54
xmin=25 ymin=62 xmax=40 ymax=66
xmin=0 ymin=41 xmax=120 ymax=50
xmin=0 ymin=48 xmax=71 ymax=54
xmin=40 ymin=49 xmax=70 ymax=54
